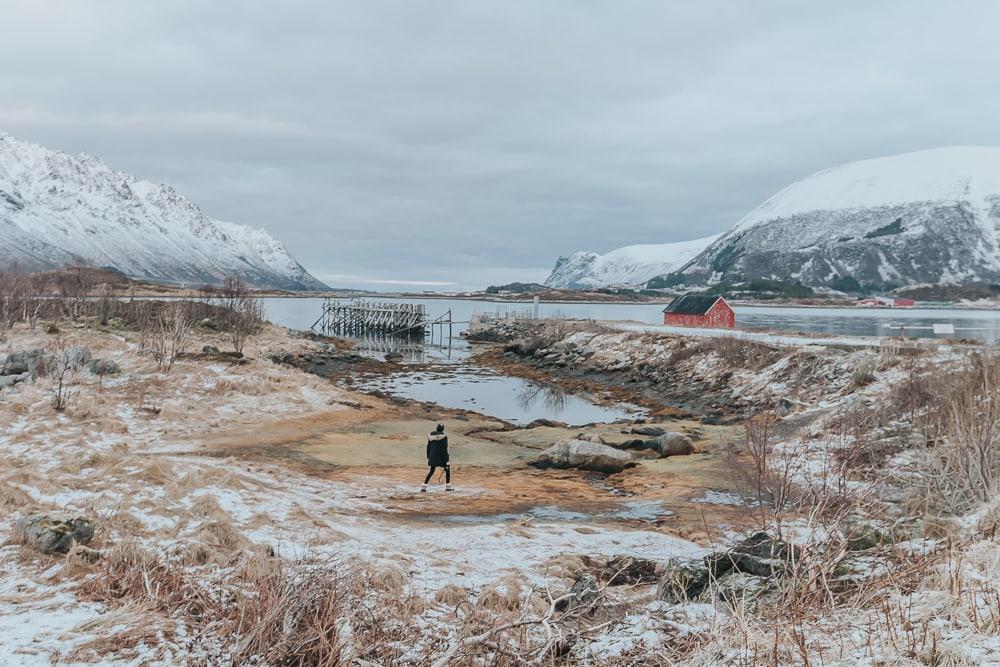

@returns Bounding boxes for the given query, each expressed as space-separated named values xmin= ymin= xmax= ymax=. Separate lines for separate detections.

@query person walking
xmin=422 ymin=423 xmax=452 ymax=492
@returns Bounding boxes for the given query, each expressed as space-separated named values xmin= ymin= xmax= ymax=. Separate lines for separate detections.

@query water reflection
xmin=516 ymin=382 xmax=568 ymax=414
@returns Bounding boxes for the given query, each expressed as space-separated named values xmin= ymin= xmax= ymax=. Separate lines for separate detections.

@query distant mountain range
xmin=544 ymin=235 xmax=720 ymax=289
xmin=0 ymin=132 xmax=326 ymax=290
xmin=546 ymin=147 xmax=1000 ymax=291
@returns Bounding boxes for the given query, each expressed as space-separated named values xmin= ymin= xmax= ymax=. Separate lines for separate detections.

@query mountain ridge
xmin=0 ymin=132 xmax=327 ymax=290
xmin=544 ymin=235 xmax=721 ymax=289
xmin=678 ymin=146 xmax=1000 ymax=289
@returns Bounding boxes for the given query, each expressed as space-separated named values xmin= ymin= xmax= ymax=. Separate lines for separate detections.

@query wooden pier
xmin=313 ymin=299 xmax=429 ymax=338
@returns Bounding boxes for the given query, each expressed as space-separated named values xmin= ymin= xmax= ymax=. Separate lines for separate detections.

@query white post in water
xmin=533 ymin=296 xmax=540 ymax=319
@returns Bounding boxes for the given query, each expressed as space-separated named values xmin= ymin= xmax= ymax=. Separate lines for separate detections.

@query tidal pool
xmin=358 ymin=366 xmax=646 ymax=426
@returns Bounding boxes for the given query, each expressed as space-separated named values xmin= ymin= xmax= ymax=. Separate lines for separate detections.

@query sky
xmin=2 ymin=1 xmax=1000 ymax=291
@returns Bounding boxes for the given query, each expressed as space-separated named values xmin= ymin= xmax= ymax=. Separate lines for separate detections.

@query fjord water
xmin=263 ymin=297 xmax=1000 ymax=344
xmin=261 ymin=297 xmax=1000 ymax=424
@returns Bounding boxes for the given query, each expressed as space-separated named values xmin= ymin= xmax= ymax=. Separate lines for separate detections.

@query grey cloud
xmin=2 ymin=1 xmax=1000 ymax=290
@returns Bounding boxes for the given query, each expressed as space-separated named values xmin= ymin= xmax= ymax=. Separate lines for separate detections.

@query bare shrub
xmin=149 ymin=301 xmax=194 ymax=370
xmin=917 ymin=350 xmax=1000 ymax=512
xmin=218 ymin=276 xmax=265 ymax=355
xmin=695 ymin=335 xmax=781 ymax=370
xmin=0 ymin=265 xmax=43 ymax=329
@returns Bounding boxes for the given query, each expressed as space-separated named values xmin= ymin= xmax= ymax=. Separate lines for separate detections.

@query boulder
xmin=703 ymin=572 xmax=772 ymax=609
xmin=656 ymin=556 xmax=711 ymax=603
xmin=0 ymin=372 xmax=30 ymax=389
xmin=575 ymin=432 xmax=609 ymax=445
xmin=708 ymin=532 xmax=798 ymax=579
xmin=17 ymin=513 xmax=95 ymax=555
xmin=651 ymin=432 xmax=695 ymax=457
xmin=531 ymin=439 xmax=635 ymax=474
xmin=88 ymin=359 xmax=121 ymax=376
xmin=61 ymin=346 xmax=92 ymax=370
xmin=605 ymin=555 xmax=658 ymax=585
xmin=631 ymin=426 xmax=666 ymax=437
xmin=2 ymin=349 xmax=46 ymax=376
xmin=555 ymin=573 xmax=599 ymax=612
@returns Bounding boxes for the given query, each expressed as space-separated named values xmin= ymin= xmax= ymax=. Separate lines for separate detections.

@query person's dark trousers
xmin=424 ymin=464 xmax=451 ymax=484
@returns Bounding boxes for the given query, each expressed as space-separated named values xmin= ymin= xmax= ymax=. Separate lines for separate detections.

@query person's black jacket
xmin=426 ymin=431 xmax=449 ymax=466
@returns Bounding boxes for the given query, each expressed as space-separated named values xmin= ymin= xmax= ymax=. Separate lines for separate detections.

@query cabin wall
xmin=662 ymin=302 xmax=735 ymax=329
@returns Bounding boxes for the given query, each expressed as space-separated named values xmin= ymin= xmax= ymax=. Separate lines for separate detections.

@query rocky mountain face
xmin=0 ymin=132 xmax=327 ymax=290
xmin=544 ymin=235 xmax=720 ymax=289
xmin=677 ymin=147 xmax=1000 ymax=289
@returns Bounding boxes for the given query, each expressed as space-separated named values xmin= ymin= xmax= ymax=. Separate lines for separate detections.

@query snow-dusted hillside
xmin=0 ymin=133 xmax=326 ymax=290
xmin=680 ymin=147 xmax=1000 ymax=288
xmin=545 ymin=235 xmax=720 ymax=288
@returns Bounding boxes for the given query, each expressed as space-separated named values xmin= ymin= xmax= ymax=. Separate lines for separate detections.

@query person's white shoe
xmin=445 ymin=483 xmax=454 ymax=492
xmin=420 ymin=484 xmax=428 ymax=493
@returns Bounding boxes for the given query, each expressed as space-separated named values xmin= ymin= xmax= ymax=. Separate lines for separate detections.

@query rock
xmin=708 ymin=532 xmax=799 ymax=579
xmin=703 ymin=572 xmax=772 ymax=609
xmin=651 ymin=432 xmax=695 ymax=457
xmin=17 ymin=513 xmax=95 ymax=554
xmin=61 ymin=346 xmax=92 ymax=370
xmin=202 ymin=345 xmax=221 ymax=354
xmin=575 ymin=432 xmax=608 ymax=445
xmin=2 ymin=349 xmax=46 ymax=376
xmin=524 ymin=418 xmax=568 ymax=429
xmin=88 ymin=359 xmax=121 ymax=376
xmin=44 ymin=323 xmax=60 ymax=334
xmin=531 ymin=439 xmax=636 ymax=474
xmin=384 ymin=352 xmax=404 ymax=362
xmin=657 ymin=556 xmax=710 ymax=603
xmin=631 ymin=426 xmax=666 ymax=437
xmin=605 ymin=555 xmax=658 ymax=585
xmin=555 ymin=573 xmax=599 ymax=612
xmin=0 ymin=372 xmax=30 ymax=388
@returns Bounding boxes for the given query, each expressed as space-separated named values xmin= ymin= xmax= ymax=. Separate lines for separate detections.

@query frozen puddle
xmin=358 ymin=365 xmax=646 ymax=426
xmin=427 ymin=501 xmax=673 ymax=525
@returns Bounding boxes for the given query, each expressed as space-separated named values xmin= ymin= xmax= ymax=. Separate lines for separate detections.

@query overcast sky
xmin=3 ymin=1 xmax=1000 ymax=290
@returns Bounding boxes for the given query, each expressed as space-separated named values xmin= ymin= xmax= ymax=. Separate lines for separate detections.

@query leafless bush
xmin=695 ymin=335 xmax=781 ymax=370
xmin=917 ymin=350 xmax=1000 ymax=512
xmin=0 ymin=266 xmax=42 ymax=329
xmin=148 ymin=302 xmax=194 ymax=370
xmin=216 ymin=276 xmax=264 ymax=355
xmin=55 ymin=265 xmax=98 ymax=320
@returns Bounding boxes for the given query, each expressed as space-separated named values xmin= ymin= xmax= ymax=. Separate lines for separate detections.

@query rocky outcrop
xmin=531 ymin=439 xmax=635 ymax=474
xmin=604 ymin=555 xmax=659 ymax=585
xmin=556 ymin=573 xmax=600 ymax=612
xmin=657 ymin=532 xmax=797 ymax=609
xmin=17 ymin=513 xmax=95 ymax=554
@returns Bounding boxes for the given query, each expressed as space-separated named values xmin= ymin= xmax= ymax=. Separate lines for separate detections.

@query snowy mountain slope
xmin=545 ymin=235 xmax=721 ymax=288
xmin=0 ymin=132 xmax=327 ymax=290
xmin=679 ymin=147 xmax=1000 ymax=289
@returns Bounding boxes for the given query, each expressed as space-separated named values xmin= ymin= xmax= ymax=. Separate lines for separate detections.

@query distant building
xmin=663 ymin=295 xmax=735 ymax=329
xmin=893 ymin=297 xmax=916 ymax=308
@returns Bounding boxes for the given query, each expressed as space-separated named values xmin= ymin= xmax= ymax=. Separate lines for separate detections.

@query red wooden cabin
xmin=663 ymin=295 xmax=735 ymax=329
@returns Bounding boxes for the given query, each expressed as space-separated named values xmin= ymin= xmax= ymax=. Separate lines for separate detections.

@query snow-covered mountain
xmin=0 ymin=132 xmax=327 ymax=290
xmin=544 ymin=235 xmax=721 ymax=288
xmin=678 ymin=147 xmax=1000 ymax=289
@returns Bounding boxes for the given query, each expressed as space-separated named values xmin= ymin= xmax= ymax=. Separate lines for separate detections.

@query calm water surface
xmin=263 ymin=297 xmax=1000 ymax=344
xmin=262 ymin=296 xmax=1000 ymax=423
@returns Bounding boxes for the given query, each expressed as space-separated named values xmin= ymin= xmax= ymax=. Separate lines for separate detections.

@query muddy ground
xmin=211 ymin=337 xmax=755 ymax=542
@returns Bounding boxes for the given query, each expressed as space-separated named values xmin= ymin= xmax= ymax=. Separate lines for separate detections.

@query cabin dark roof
xmin=663 ymin=294 xmax=723 ymax=315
